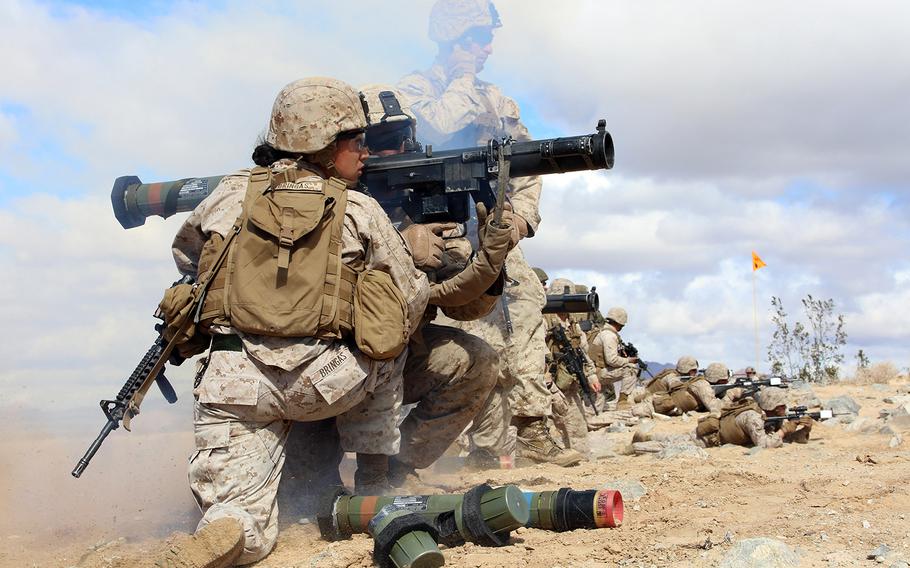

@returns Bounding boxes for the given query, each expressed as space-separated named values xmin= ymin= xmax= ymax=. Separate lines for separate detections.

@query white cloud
xmin=0 ymin=0 xmax=908 ymax=426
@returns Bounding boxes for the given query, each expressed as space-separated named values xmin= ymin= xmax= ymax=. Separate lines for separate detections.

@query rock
xmin=873 ymin=384 xmax=891 ymax=392
xmin=889 ymin=434 xmax=903 ymax=448
xmin=601 ymin=479 xmax=648 ymax=501
xmin=748 ymin=446 xmax=763 ymax=456
xmin=868 ymin=544 xmax=891 ymax=559
xmin=845 ymin=417 xmax=880 ymax=433
xmin=889 ymin=415 xmax=910 ymax=431
xmin=892 ymin=404 xmax=910 ymax=418
xmin=889 ymin=562 xmax=909 ymax=568
xmin=657 ymin=443 xmax=709 ymax=461
xmin=631 ymin=441 xmax=663 ymax=454
xmin=824 ymin=395 xmax=861 ymax=417
xmin=863 ymin=520 xmax=872 ymax=529
xmin=719 ymin=538 xmax=800 ymax=568
xmin=607 ymin=422 xmax=629 ymax=433
xmin=788 ymin=382 xmax=822 ymax=407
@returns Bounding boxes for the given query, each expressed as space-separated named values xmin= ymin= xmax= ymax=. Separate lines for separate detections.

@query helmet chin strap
xmin=304 ymin=144 xmax=356 ymax=188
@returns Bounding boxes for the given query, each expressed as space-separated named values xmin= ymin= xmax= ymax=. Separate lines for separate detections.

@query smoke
xmin=0 ymin=403 xmax=198 ymax=546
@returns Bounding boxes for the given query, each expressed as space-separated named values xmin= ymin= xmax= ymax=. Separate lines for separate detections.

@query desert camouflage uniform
xmin=726 ymin=410 xmax=784 ymax=448
xmin=632 ymin=370 xmax=722 ymax=417
xmin=543 ymin=313 xmax=597 ymax=456
xmin=400 ymin=67 xmax=551 ymax=456
xmin=172 ymin=163 xmax=429 ymax=563
xmin=591 ymin=326 xmax=639 ymax=397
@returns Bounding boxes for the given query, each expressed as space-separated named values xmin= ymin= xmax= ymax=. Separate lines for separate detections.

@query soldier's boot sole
xmin=155 ymin=518 xmax=245 ymax=568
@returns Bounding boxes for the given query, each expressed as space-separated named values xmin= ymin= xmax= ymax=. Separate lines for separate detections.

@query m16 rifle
xmin=110 ymin=121 xmax=614 ymax=229
xmin=548 ymin=324 xmax=598 ymax=415
xmin=764 ymin=406 xmax=836 ymax=433
xmin=618 ymin=340 xmax=653 ymax=379
xmin=71 ymin=275 xmax=193 ymax=478
xmin=712 ymin=376 xmax=789 ymax=398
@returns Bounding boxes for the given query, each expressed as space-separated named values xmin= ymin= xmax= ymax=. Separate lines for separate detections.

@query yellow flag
xmin=752 ymin=251 xmax=767 ymax=271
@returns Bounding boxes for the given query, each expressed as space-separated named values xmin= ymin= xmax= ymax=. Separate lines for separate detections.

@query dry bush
xmin=853 ymin=361 xmax=900 ymax=384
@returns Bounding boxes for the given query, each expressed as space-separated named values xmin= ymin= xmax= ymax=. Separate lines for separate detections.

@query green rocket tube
xmin=111 ymin=175 xmax=225 ymax=229
xmin=319 ymin=483 xmax=529 ymax=547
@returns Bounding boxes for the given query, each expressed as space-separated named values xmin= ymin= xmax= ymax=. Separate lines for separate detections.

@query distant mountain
xmin=644 ymin=361 xmax=673 ymax=374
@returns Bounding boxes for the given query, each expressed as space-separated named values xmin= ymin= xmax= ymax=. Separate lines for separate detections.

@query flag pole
xmin=752 ymin=268 xmax=760 ymax=372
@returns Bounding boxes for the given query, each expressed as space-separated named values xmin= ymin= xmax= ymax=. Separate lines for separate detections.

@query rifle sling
xmin=124 ymin=214 xmax=246 ymax=430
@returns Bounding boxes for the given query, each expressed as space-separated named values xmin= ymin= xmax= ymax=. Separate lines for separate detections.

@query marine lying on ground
xmin=110 ymin=122 xmax=614 ymax=230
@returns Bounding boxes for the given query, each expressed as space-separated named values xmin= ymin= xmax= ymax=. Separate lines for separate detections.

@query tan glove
xmin=778 ymin=419 xmax=798 ymax=437
xmin=509 ymin=214 xmax=529 ymax=248
xmin=476 ymin=202 xmax=517 ymax=249
xmin=429 ymin=203 xmax=512 ymax=307
xmin=401 ymin=222 xmax=456 ymax=271
xmin=445 ymin=43 xmax=478 ymax=80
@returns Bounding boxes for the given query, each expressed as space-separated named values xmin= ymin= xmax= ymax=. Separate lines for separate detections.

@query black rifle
xmin=543 ymin=286 xmax=599 ymax=315
xmin=110 ymin=122 xmax=614 ymax=229
xmin=764 ymin=406 xmax=835 ymax=433
xmin=549 ymin=324 xmax=598 ymax=415
xmin=619 ymin=340 xmax=653 ymax=379
xmin=71 ymin=275 xmax=192 ymax=478
xmin=712 ymin=377 xmax=788 ymax=398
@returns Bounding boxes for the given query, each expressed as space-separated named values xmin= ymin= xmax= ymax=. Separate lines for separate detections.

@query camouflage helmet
xmin=676 ymin=355 xmax=699 ymax=374
xmin=704 ymin=362 xmax=729 ymax=384
xmin=266 ymin=77 xmax=368 ymax=154
xmin=605 ymin=306 xmax=628 ymax=326
xmin=532 ymin=267 xmax=548 ymax=283
xmin=757 ymin=387 xmax=788 ymax=411
xmin=428 ymin=0 xmax=502 ymax=43
xmin=359 ymin=84 xmax=416 ymax=128
xmin=549 ymin=277 xmax=575 ymax=295
xmin=745 ymin=366 xmax=757 ymax=375
xmin=360 ymin=84 xmax=418 ymax=152
xmin=576 ymin=284 xmax=589 ymax=293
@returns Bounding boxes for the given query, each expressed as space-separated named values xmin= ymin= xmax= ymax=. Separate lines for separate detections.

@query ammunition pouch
xmin=157 ymin=282 xmax=210 ymax=359
xmin=353 ymin=269 xmax=408 ymax=360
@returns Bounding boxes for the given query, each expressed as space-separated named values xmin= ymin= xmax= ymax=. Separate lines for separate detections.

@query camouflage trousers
xmin=281 ymin=322 xmax=499 ymax=500
xmin=551 ymin=385 xmax=590 ymax=457
xmin=188 ymin=347 xmax=405 ymax=564
xmin=439 ymin=246 xmax=552 ymax=452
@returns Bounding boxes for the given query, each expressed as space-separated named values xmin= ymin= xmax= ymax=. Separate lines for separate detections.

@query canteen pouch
xmin=353 ymin=269 xmax=408 ymax=359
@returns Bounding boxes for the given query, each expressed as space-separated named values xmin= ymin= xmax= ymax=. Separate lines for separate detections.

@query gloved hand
xmin=428 ymin=203 xmax=511 ymax=307
xmin=445 ymin=43 xmax=478 ymax=80
xmin=778 ymin=419 xmax=798 ymax=436
xmin=401 ymin=222 xmax=456 ymax=271
xmin=475 ymin=201 xmax=516 ymax=249
xmin=509 ymin=214 xmax=529 ymax=248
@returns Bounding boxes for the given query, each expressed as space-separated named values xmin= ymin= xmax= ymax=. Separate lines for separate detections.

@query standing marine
xmin=399 ymin=0 xmax=579 ymax=466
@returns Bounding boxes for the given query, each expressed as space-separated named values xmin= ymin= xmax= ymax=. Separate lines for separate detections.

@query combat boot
xmin=615 ymin=393 xmax=631 ymax=411
xmin=464 ymin=448 xmax=500 ymax=471
xmin=354 ymin=453 xmax=392 ymax=495
xmin=388 ymin=457 xmax=419 ymax=488
xmin=514 ymin=418 xmax=584 ymax=467
xmin=155 ymin=517 xmax=244 ymax=568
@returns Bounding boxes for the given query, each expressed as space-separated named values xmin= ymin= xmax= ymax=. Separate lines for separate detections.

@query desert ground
xmin=3 ymin=379 xmax=909 ymax=568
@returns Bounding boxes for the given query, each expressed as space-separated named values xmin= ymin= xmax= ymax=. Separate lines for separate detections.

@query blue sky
xmin=1 ymin=0 xmax=910 ymax=430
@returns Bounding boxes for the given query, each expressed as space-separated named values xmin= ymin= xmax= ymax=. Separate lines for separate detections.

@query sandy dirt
xmin=3 ymin=381 xmax=909 ymax=568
